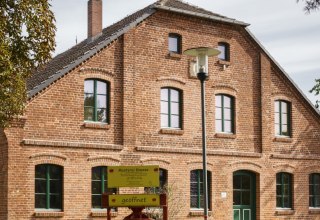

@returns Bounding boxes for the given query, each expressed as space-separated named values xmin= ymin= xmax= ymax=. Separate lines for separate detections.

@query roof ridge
xmin=167 ymin=0 xmax=225 ymax=17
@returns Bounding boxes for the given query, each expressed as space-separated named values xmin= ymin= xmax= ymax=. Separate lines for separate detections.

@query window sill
xmin=215 ymin=133 xmax=236 ymax=139
xmin=83 ymin=122 xmax=110 ymax=130
xmin=160 ymin=128 xmax=184 ymax=135
xmin=275 ymin=209 xmax=295 ymax=215
xmin=91 ymin=211 xmax=117 ymax=217
xmin=218 ymin=60 xmax=231 ymax=65
xmin=273 ymin=137 xmax=292 ymax=143
xmin=189 ymin=210 xmax=212 ymax=216
xmin=309 ymin=208 xmax=320 ymax=214
xmin=167 ymin=52 xmax=182 ymax=60
xmin=34 ymin=211 xmax=64 ymax=218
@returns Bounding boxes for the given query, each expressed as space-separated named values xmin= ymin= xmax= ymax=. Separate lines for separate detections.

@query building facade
xmin=1 ymin=0 xmax=320 ymax=219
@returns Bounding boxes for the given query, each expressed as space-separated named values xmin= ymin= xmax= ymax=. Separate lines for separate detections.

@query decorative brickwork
xmin=0 ymin=1 xmax=319 ymax=219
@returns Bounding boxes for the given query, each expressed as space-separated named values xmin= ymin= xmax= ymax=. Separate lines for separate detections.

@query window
xmin=275 ymin=100 xmax=291 ymax=136
xmin=276 ymin=172 xmax=292 ymax=208
xmin=168 ymin=33 xmax=181 ymax=54
xmin=35 ymin=164 xmax=63 ymax=210
xmin=161 ymin=88 xmax=182 ymax=129
xmin=215 ymin=94 xmax=234 ymax=133
xmin=84 ymin=79 xmax=109 ymax=123
xmin=310 ymin=173 xmax=320 ymax=208
xmin=145 ymin=168 xmax=168 ymax=194
xmin=92 ymin=166 xmax=117 ymax=209
xmin=218 ymin=42 xmax=230 ymax=61
xmin=190 ymin=170 xmax=212 ymax=209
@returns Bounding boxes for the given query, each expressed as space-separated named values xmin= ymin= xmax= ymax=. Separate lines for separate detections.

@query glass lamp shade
xmin=183 ymin=47 xmax=220 ymax=73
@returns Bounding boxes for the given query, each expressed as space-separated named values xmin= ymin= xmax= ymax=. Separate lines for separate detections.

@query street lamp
xmin=183 ymin=47 xmax=220 ymax=220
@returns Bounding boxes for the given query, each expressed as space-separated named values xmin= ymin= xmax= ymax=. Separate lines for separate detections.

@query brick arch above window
xmin=213 ymin=85 xmax=238 ymax=96
xmin=87 ymin=156 xmax=121 ymax=166
xmin=29 ymin=153 xmax=68 ymax=167
xmin=273 ymin=164 xmax=295 ymax=173
xmin=300 ymin=165 xmax=320 ymax=174
xmin=187 ymin=161 xmax=214 ymax=171
xmin=79 ymin=67 xmax=114 ymax=78
xmin=156 ymin=76 xmax=186 ymax=87
xmin=80 ymin=71 xmax=114 ymax=87
xmin=229 ymin=161 xmax=262 ymax=174
xmin=141 ymin=158 xmax=171 ymax=170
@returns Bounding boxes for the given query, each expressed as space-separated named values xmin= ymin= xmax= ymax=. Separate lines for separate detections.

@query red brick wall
xmin=0 ymin=129 xmax=8 ymax=219
xmin=2 ymin=10 xmax=320 ymax=220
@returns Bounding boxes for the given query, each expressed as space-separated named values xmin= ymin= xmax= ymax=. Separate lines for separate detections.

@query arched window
xmin=92 ymin=166 xmax=117 ymax=209
xmin=168 ymin=33 xmax=182 ymax=54
xmin=276 ymin=172 xmax=292 ymax=208
xmin=215 ymin=94 xmax=234 ymax=133
xmin=309 ymin=173 xmax=320 ymax=208
xmin=190 ymin=169 xmax=212 ymax=209
xmin=161 ymin=87 xmax=182 ymax=129
xmin=84 ymin=79 xmax=109 ymax=123
xmin=218 ymin=42 xmax=230 ymax=61
xmin=35 ymin=164 xmax=63 ymax=210
xmin=274 ymin=100 xmax=291 ymax=136
xmin=145 ymin=168 xmax=168 ymax=194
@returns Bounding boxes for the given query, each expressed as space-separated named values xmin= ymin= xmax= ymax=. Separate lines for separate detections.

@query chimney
xmin=88 ymin=0 xmax=102 ymax=39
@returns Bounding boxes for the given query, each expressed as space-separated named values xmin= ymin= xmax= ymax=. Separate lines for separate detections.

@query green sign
xmin=108 ymin=194 xmax=160 ymax=207
xmin=107 ymin=165 xmax=159 ymax=187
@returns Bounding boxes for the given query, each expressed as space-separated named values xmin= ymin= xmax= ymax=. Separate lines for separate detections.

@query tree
xmin=298 ymin=0 xmax=320 ymax=13
xmin=297 ymin=1 xmax=320 ymax=109
xmin=0 ymin=0 xmax=56 ymax=127
xmin=310 ymin=79 xmax=320 ymax=109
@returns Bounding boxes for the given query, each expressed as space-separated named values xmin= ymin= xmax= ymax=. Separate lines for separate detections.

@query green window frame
xmin=145 ymin=168 xmax=168 ymax=194
xmin=92 ymin=166 xmax=117 ymax=209
xmin=276 ymin=172 xmax=292 ymax=208
xmin=190 ymin=170 xmax=212 ymax=209
xmin=161 ymin=87 xmax=182 ymax=129
xmin=309 ymin=173 xmax=320 ymax=208
xmin=215 ymin=94 xmax=234 ymax=133
xmin=275 ymin=100 xmax=291 ymax=136
xmin=35 ymin=164 xmax=63 ymax=210
xmin=84 ymin=79 xmax=109 ymax=123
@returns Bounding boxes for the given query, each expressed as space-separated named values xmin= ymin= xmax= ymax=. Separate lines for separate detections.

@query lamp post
xmin=183 ymin=47 xmax=220 ymax=220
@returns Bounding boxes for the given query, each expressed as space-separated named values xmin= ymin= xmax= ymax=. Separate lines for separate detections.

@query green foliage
xmin=310 ymin=79 xmax=320 ymax=109
xmin=0 ymin=0 xmax=56 ymax=127
xmin=297 ymin=0 xmax=320 ymax=13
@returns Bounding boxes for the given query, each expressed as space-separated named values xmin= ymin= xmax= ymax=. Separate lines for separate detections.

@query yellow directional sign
xmin=108 ymin=194 xmax=160 ymax=207
xmin=107 ymin=165 xmax=159 ymax=187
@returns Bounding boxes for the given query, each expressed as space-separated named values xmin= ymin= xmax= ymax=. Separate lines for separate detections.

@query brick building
xmin=1 ymin=0 xmax=320 ymax=219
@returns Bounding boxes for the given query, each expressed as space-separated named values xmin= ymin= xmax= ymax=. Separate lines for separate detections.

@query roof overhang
xmin=153 ymin=4 xmax=250 ymax=27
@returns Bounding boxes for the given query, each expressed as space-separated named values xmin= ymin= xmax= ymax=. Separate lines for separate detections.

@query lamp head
xmin=183 ymin=47 xmax=220 ymax=74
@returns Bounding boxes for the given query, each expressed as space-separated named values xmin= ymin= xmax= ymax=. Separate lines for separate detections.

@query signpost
xmin=108 ymin=194 xmax=160 ymax=207
xmin=102 ymin=165 xmax=168 ymax=220
xmin=107 ymin=165 xmax=159 ymax=187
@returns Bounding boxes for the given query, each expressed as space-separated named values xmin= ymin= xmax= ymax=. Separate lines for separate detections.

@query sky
xmin=51 ymin=0 xmax=320 ymax=104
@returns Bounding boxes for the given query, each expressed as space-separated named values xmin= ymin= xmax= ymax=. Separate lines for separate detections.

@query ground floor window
xmin=35 ymin=164 xmax=63 ymax=210
xmin=92 ymin=166 xmax=117 ymax=209
xmin=145 ymin=168 xmax=168 ymax=194
xmin=190 ymin=169 xmax=211 ymax=209
xmin=276 ymin=172 xmax=292 ymax=208
xmin=310 ymin=173 xmax=320 ymax=208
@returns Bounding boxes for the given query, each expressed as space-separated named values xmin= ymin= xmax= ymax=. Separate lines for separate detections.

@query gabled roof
xmin=26 ymin=0 xmax=319 ymax=116
xmin=27 ymin=0 xmax=247 ymax=98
